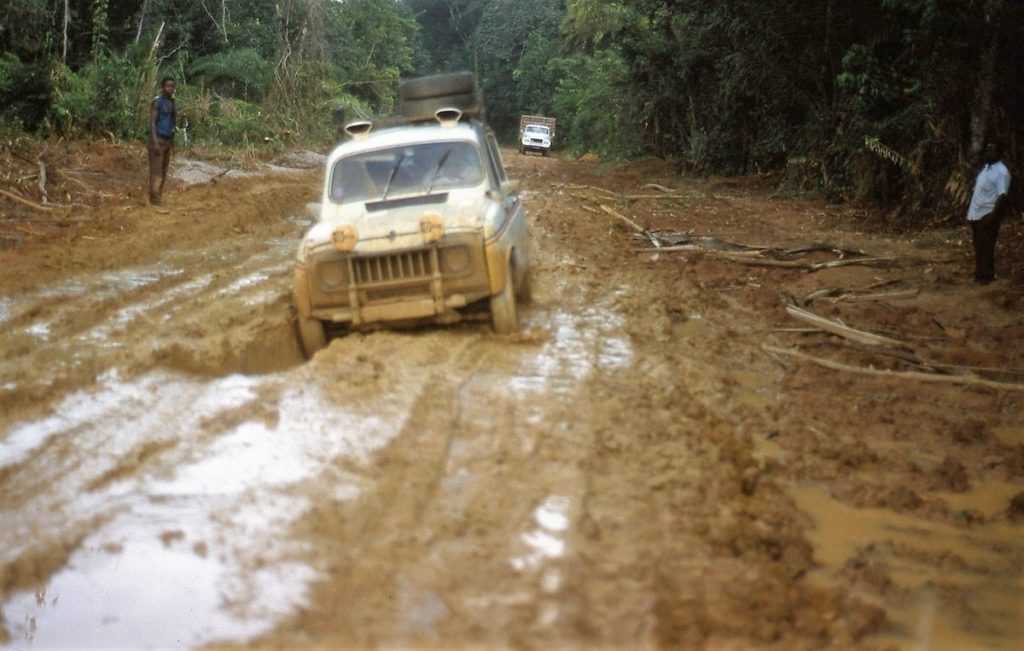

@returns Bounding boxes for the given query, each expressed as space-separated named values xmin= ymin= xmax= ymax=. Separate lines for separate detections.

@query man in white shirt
xmin=966 ymin=143 xmax=1011 ymax=284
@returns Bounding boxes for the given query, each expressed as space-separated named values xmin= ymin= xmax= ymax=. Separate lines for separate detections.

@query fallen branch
xmin=720 ymin=255 xmax=810 ymax=269
xmin=763 ymin=345 xmax=1024 ymax=392
xmin=839 ymin=289 xmax=919 ymax=303
xmin=37 ymin=157 xmax=49 ymax=204
xmin=15 ymin=224 xmax=46 ymax=236
xmin=785 ymin=305 xmax=910 ymax=349
xmin=638 ymin=237 xmax=771 ymax=254
xmin=623 ymin=194 xmax=687 ymax=202
xmin=802 ymin=287 xmax=919 ymax=306
xmin=641 ymin=183 xmax=677 ymax=193
xmin=640 ymin=244 xmax=759 ymax=255
xmin=599 ymin=204 xmax=661 ymax=249
xmin=554 ymin=182 xmax=619 ymax=198
xmin=0 ymin=188 xmax=60 ymax=212
xmin=209 ymin=166 xmax=234 ymax=183
xmin=784 ymin=243 xmax=869 ymax=257
xmin=812 ymin=257 xmax=899 ymax=271
xmin=925 ymin=361 xmax=1024 ymax=378
xmin=599 ymin=204 xmax=644 ymax=232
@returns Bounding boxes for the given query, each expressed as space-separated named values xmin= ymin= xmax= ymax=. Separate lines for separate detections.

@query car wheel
xmin=517 ymin=267 xmax=533 ymax=304
xmin=490 ymin=274 xmax=518 ymax=334
xmin=400 ymin=72 xmax=477 ymax=101
xmin=297 ymin=315 xmax=327 ymax=358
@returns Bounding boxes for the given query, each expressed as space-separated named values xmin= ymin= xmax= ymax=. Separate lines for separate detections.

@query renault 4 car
xmin=293 ymin=73 xmax=531 ymax=357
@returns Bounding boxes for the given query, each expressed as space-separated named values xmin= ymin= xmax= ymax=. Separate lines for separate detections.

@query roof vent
xmin=344 ymin=120 xmax=373 ymax=140
xmin=434 ymin=108 xmax=463 ymax=128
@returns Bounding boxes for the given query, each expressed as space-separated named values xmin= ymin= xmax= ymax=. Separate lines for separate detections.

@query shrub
xmin=0 ymin=53 xmax=53 ymax=134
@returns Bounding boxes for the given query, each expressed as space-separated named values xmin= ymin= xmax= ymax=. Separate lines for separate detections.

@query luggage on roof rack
xmin=399 ymin=72 xmax=484 ymax=121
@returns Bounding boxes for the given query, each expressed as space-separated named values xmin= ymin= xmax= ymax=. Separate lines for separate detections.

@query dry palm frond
xmin=864 ymin=136 xmax=911 ymax=172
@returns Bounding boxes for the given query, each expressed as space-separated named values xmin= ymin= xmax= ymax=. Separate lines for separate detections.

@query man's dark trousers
xmin=148 ymin=137 xmax=172 ymax=203
xmin=970 ymin=211 xmax=1001 ymax=282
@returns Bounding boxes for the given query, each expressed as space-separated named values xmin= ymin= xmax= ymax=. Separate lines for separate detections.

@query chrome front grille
xmin=352 ymin=250 xmax=433 ymax=286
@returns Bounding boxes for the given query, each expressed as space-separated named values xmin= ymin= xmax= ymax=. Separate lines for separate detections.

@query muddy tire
xmin=490 ymin=275 xmax=518 ymax=334
xmin=401 ymin=92 xmax=480 ymax=121
xmin=517 ymin=267 xmax=533 ymax=304
xmin=399 ymin=72 xmax=477 ymax=101
xmin=297 ymin=316 xmax=327 ymax=358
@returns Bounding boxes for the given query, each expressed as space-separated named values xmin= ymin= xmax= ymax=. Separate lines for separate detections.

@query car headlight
xmin=318 ymin=260 xmax=348 ymax=289
xmin=441 ymin=246 xmax=471 ymax=274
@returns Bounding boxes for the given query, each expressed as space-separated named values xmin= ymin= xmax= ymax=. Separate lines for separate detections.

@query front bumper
xmin=296 ymin=233 xmax=493 ymax=327
xmin=521 ymin=140 xmax=550 ymax=151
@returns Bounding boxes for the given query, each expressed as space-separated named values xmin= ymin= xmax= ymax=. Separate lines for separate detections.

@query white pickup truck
xmin=519 ymin=115 xmax=556 ymax=156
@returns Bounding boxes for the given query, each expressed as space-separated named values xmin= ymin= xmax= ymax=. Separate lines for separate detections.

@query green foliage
xmin=550 ymin=49 xmax=643 ymax=158
xmin=189 ymin=49 xmax=270 ymax=101
xmin=192 ymin=95 xmax=275 ymax=145
xmin=0 ymin=53 xmax=53 ymax=133
xmin=0 ymin=0 xmax=425 ymax=148
xmin=471 ymin=0 xmax=565 ymax=138
xmin=51 ymin=57 xmax=139 ymax=138
xmin=4 ymin=0 xmax=1023 ymax=220
xmin=552 ymin=0 xmax=1024 ymax=215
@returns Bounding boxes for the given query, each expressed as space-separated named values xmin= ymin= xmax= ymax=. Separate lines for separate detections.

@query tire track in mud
xmin=1 ymin=171 xmax=324 ymax=646
xmin=0 ymin=229 xmax=307 ymax=423
xmin=257 ymin=166 xmax=876 ymax=647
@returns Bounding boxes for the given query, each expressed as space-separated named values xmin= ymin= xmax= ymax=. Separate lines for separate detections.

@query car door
xmin=484 ymin=132 xmax=529 ymax=284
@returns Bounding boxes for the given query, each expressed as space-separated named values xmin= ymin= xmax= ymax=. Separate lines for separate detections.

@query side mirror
xmin=500 ymin=180 xmax=521 ymax=195
xmin=306 ymin=202 xmax=322 ymax=220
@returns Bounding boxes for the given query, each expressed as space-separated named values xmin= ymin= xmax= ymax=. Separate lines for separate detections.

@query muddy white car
xmin=293 ymin=73 xmax=530 ymax=357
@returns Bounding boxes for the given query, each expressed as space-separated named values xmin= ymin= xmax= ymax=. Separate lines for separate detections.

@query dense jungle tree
xmin=2 ymin=0 xmax=1022 ymax=218
xmin=0 ymin=0 xmax=423 ymax=143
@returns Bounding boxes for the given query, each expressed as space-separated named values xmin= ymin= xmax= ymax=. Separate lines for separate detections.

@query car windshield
xmin=525 ymin=125 xmax=549 ymax=135
xmin=330 ymin=141 xmax=484 ymax=203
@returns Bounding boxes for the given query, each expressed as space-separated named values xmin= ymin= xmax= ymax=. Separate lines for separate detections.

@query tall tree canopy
xmin=2 ymin=0 xmax=1022 ymax=216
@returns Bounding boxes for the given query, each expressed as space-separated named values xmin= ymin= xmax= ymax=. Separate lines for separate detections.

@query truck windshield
xmin=525 ymin=126 xmax=550 ymax=135
xmin=330 ymin=141 xmax=484 ymax=203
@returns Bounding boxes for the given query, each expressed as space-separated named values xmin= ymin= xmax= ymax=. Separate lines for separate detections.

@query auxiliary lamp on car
xmin=332 ymin=225 xmax=359 ymax=252
xmin=420 ymin=212 xmax=444 ymax=243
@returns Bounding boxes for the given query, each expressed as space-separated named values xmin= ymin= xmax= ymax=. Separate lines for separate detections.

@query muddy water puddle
xmin=509 ymin=302 xmax=633 ymax=396
xmin=0 ymin=363 xmax=412 ymax=647
xmin=792 ymin=484 xmax=1024 ymax=650
xmin=1 ymin=271 xmax=639 ymax=645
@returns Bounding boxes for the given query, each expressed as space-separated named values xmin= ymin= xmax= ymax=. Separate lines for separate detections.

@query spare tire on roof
xmin=399 ymin=72 xmax=477 ymax=101
xmin=400 ymin=90 xmax=482 ymax=122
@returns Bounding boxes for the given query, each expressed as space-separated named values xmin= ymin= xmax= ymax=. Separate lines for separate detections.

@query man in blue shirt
xmin=148 ymin=77 xmax=176 ymax=205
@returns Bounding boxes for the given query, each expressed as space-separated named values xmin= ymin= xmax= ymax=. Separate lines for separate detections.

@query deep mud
xmin=1 ymin=143 xmax=1022 ymax=649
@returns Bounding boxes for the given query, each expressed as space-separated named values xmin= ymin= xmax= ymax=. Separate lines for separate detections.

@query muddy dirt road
xmin=1 ymin=146 xmax=1023 ymax=649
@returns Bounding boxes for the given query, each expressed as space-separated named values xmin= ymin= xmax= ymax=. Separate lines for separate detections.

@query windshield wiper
xmin=381 ymin=152 xmax=406 ymax=200
xmin=425 ymin=148 xmax=453 ymax=195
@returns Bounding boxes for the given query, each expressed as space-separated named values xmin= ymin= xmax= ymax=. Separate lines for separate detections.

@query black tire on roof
xmin=399 ymin=72 xmax=477 ymax=101
xmin=400 ymin=92 xmax=481 ymax=121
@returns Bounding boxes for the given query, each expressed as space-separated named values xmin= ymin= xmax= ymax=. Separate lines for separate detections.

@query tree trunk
xmin=134 ymin=0 xmax=149 ymax=45
xmin=62 ymin=0 xmax=70 ymax=63
xmin=969 ymin=0 xmax=1004 ymax=159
